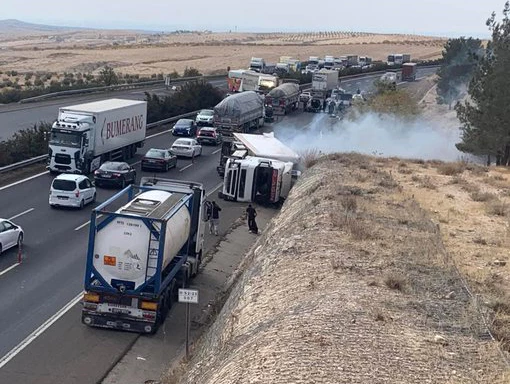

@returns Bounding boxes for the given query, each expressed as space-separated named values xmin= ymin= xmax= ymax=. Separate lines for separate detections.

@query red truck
xmin=401 ymin=62 xmax=417 ymax=81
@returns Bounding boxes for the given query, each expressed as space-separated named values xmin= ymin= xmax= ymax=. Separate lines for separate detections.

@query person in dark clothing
xmin=209 ymin=201 xmax=222 ymax=235
xmin=246 ymin=204 xmax=258 ymax=234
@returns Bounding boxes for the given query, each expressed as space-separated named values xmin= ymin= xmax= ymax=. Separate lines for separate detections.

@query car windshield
xmin=145 ymin=149 xmax=165 ymax=158
xmin=175 ymin=120 xmax=191 ymax=127
xmin=99 ymin=162 xmax=124 ymax=171
xmin=49 ymin=131 xmax=82 ymax=148
xmin=174 ymin=140 xmax=192 ymax=146
xmin=52 ymin=179 xmax=76 ymax=191
xmin=200 ymin=110 xmax=214 ymax=116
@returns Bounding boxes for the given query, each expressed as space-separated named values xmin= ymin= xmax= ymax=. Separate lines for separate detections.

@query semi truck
xmin=82 ymin=177 xmax=205 ymax=334
xmin=401 ymin=62 xmax=417 ymax=81
xmin=48 ymin=99 xmax=147 ymax=174
xmin=264 ymin=83 xmax=300 ymax=115
xmin=216 ymin=132 xmax=299 ymax=177
xmin=309 ymin=69 xmax=339 ymax=112
xmin=220 ymin=156 xmax=294 ymax=205
xmin=213 ymin=91 xmax=265 ymax=137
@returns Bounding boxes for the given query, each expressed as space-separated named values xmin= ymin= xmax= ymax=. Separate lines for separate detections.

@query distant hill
xmin=0 ymin=19 xmax=84 ymax=34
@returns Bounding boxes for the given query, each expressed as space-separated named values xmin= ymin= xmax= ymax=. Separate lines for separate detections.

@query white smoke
xmin=273 ymin=112 xmax=465 ymax=162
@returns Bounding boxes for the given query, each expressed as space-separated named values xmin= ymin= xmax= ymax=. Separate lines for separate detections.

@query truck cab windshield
xmin=49 ymin=131 xmax=82 ymax=148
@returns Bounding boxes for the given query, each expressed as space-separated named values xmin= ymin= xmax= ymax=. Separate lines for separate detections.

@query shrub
xmin=437 ymin=162 xmax=465 ymax=175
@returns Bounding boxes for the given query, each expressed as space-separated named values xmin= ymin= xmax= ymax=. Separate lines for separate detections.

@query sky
xmin=1 ymin=0 xmax=507 ymax=38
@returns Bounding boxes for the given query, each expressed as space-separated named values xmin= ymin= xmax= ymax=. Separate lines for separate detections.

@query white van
xmin=49 ymin=174 xmax=97 ymax=209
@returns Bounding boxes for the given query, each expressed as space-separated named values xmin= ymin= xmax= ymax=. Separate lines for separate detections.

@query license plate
xmin=112 ymin=308 xmax=130 ymax=314
xmin=102 ymin=174 xmax=111 ymax=178
xmin=57 ymin=196 xmax=68 ymax=199
xmin=148 ymin=160 xmax=155 ymax=163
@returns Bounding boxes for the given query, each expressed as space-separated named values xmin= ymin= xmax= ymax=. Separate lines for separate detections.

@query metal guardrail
xmin=18 ymin=74 xmax=227 ymax=104
xmin=0 ymin=154 xmax=49 ymax=174
xmin=0 ymin=109 xmax=203 ymax=174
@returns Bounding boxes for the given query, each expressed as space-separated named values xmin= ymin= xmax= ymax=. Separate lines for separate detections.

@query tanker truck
xmin=213 ymin=91 xmax=265 ymax=137
xmin=264 ymin=83 xmax=300 ymax=115
xmin=82 ymin=177 xmax=205 ymax=334
xmin=48 ymin=99 xmax=147 ymax=175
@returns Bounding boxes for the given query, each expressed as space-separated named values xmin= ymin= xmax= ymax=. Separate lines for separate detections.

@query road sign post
xmin=178 ymin=288 xmax=199 ymax=359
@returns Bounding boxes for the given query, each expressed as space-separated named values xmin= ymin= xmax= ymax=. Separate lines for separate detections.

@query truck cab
xmin=220 ymin=156 xmax=293 ymax=205
xmin=249 ymin=57 xmax=266 ymax=73
xmin=49 ymin=115 xmax=95 ymax=174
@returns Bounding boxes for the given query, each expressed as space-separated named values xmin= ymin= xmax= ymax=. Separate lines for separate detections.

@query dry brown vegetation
xmin=166 ymin=154 xmax=510 ymax=384
xmin=0 ymin=30 xmax=446 ymax=77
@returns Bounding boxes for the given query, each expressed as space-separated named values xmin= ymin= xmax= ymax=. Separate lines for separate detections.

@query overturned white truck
xmin=218 ymin=133 xmax=300 ymax=205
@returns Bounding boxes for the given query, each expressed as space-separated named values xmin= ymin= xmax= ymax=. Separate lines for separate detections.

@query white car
xmin=49 ymin=174 xmax=96 ymax=209
xmin=195 ymin=109 xmax=214 ymax=126
xmin=171 ymin=138 xmax=202 ymax=158
xmin=0 ymin=219 xmax=23 ymax=254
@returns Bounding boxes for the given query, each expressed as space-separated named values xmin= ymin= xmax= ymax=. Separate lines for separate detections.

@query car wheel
xmin=17 ymin=233 xmax=23 ymax=247
xmin=121 ymin=178 xmax=126 ymax=188
xmin=80 ymin=200 xmax=85 ymax=209
xmin=165 ymin=163 xmax=169 ymax=172
xmin=199 ymin=148 xmax=202 ymax=156
xmin=132 ymin=173 xmax=137 ymax=184
xmin=0 ymin=244 xmax=2 ymax=255
xmin=92 ymin=193 xmax=97 ymax=203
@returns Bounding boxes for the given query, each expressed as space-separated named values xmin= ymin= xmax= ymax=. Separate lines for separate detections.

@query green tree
xmin=183 ymin=67 xmax=202 ymax=77
xmin=436 ymin=37 xmax=483 ymax=109
xmin=455 ymin=2 xmax=510 ymax=165
xmin=98 ymin=66 xmax=119 ymax=86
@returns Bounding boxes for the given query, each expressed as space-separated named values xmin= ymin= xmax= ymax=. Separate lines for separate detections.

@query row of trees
xmin=0 ymin=123 xmax=51 ymax=167
xmin=0 ymin=66 xmax=204 ymax=104
xmin=145 ymin=80 xmax=223 ymax=123
xmin=438 ymin=1 xmax=510 ymax=165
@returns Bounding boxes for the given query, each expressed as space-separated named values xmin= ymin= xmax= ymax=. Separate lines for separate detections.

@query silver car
xmin=0 ymin=218 xmax=23 ymax=254
xmin=195 ymin=109 xmax=214 ymax=126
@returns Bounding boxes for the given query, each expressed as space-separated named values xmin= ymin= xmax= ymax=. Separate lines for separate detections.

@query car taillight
xmin=75 ymin=190 xmax=80 ymax=197
xmin=94 ymin=170 xmax=100 ymax=175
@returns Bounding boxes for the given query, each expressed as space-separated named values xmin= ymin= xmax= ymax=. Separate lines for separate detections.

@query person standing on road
xmin=246 ymin=204 xmax=258 ymax=234
xmin=210 ymin=201 xmax=222 ymax=236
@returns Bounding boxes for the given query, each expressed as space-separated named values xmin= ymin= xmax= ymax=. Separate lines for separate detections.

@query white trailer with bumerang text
xmin=48 ymin=99 xmax=147 ymax=174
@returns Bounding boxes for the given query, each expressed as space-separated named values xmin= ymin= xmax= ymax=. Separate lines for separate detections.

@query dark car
xmin=197 ymin=127 xmax=222 ymax=145
xmin=141 ymin=148 xmax=177 ymax=172
xmin=172 ymin=119 xmax=197 ymax=137
xmin=94 ymin=161 xmax=136 ymax=188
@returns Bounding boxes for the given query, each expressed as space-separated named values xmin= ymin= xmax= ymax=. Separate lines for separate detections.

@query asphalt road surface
xmin=0 ymin=78 xmax=227 ymax=141
xmin=0 ymin=68 xmax=438 ymax=383
xmin=0 ymin=68 xmax=437 ymax=141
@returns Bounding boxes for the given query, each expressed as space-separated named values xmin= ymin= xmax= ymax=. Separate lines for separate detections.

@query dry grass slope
xmin=169 ymin=154 xmax=509 ymax=384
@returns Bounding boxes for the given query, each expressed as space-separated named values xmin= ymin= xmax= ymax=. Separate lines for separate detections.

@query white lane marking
xmin=8 ymin=208 xmax=35 ymax=221
xmin=0 ymin=171 xmax=49 ymax=192
xmin=0 ymin=263 xmax=20 ymax=277
xmin=74 ymin=214 xmax=103 ymax=231
xmin=0 ymin=290 xmax=84 ymax=369
xmin=179 ymin=163 xmax=194 ymax=173
xmin=212 ymin=148 xmax=222 ymax=155
xmin=206 ymin=182 xmax=223 ymax=197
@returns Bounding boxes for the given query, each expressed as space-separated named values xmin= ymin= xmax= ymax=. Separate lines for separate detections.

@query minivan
xmin=49 ymin=174 xmax=96 ymax=209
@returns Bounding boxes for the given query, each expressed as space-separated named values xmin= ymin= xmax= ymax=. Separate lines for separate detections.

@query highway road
xmin=0 ymin=67 xmax=437 ymax=141
xmin=0 ymin=127 xmax=229 ymax=383
xmin=0 ymin=78 xmax=227 ymax=141
xmin=0 ymin=67 xmax=438 ymax=383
